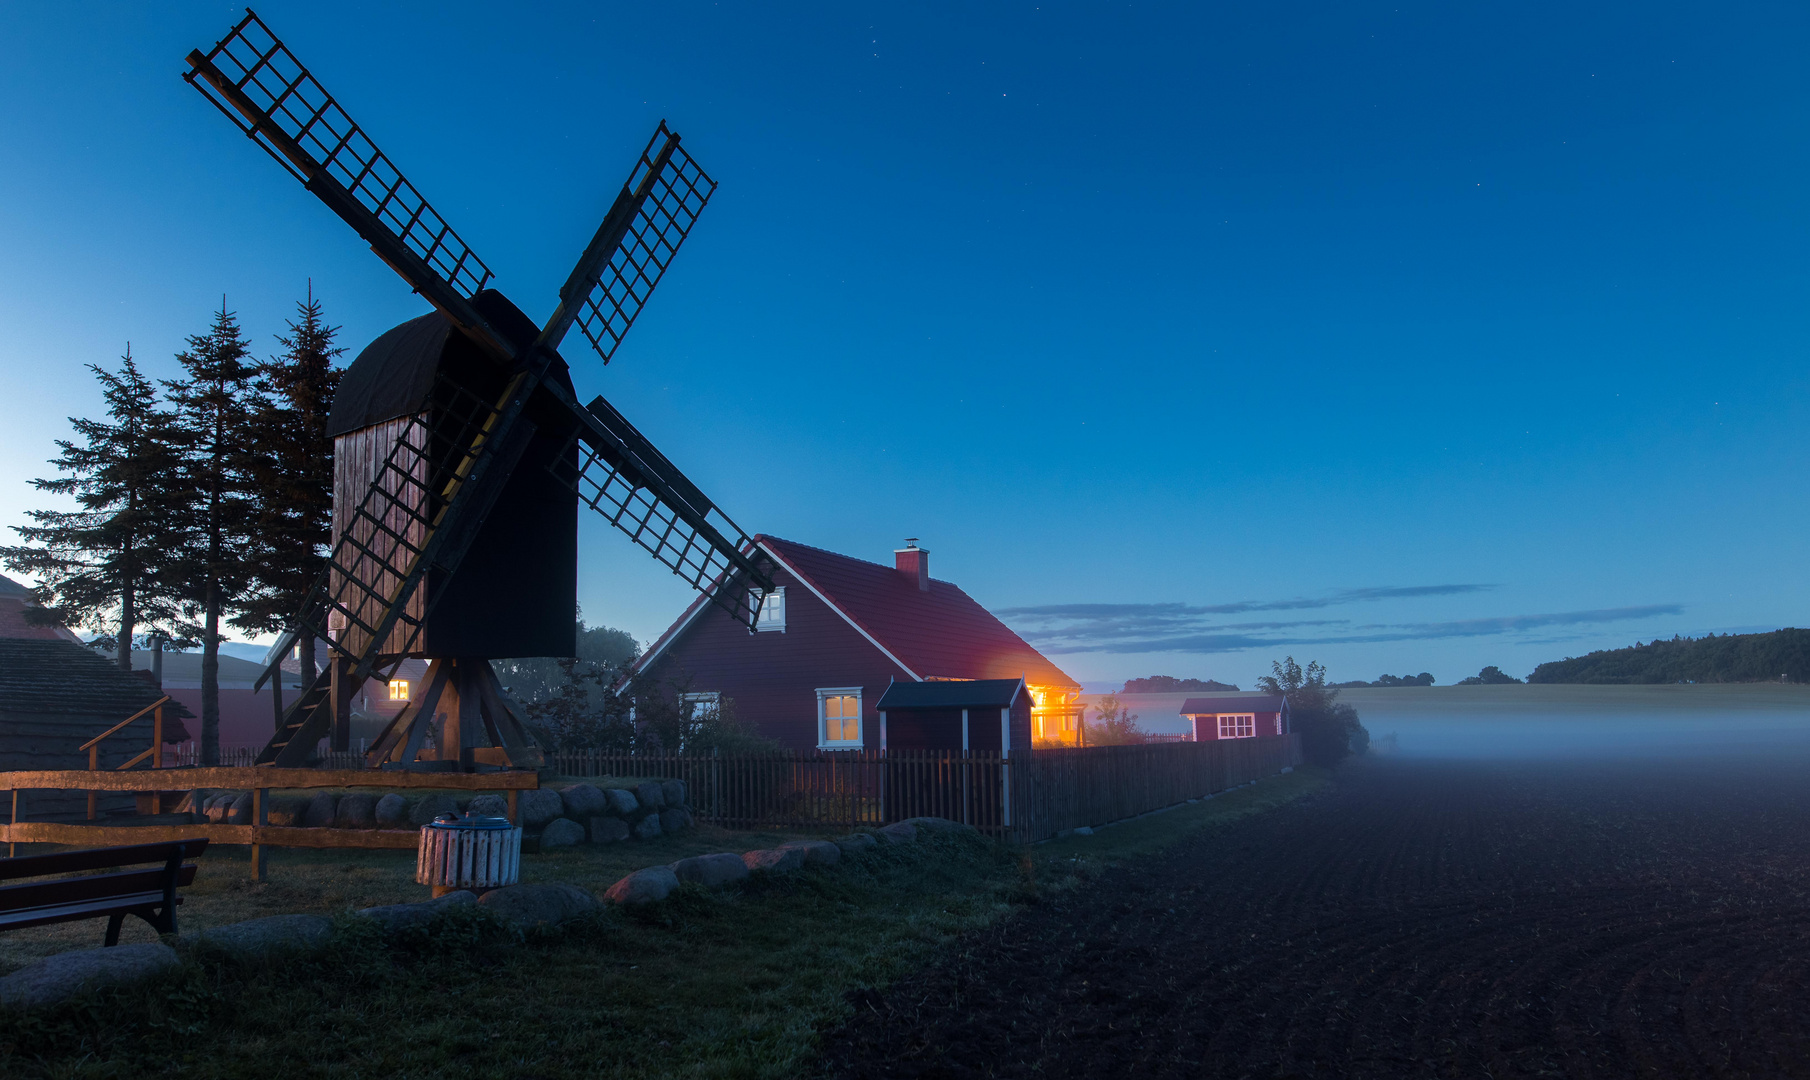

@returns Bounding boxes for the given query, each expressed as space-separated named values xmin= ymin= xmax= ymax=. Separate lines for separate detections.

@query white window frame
xmin=388 ymin=680 xmax=411 ymax=702
xmin=1218 ymin=713 xmax=1256 ymax=739
xmin=816 ymin=686 xmax=863 ymax=749
xmin=682 ymin=691 xmax=721 ymax=721
xmin=754 ymin=587 xmax=787 ymax=632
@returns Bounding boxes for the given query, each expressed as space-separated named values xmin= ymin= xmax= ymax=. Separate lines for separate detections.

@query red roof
xmin=0 ymin=596 xmax=83 ymax=643
xmin=752 ymin=536 xmax=1079 ymax=689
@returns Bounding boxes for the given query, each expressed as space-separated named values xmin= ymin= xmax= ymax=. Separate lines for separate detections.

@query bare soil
xmin=816 ymin=755 xmax=1810 ymax=1078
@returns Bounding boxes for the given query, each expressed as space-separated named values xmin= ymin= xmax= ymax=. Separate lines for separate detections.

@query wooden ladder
xmin=254 ymin=670 xmax=333 ymax=768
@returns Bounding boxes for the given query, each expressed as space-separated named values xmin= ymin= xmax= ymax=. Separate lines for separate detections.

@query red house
xmin=629 ymin=537 xmax=1082 ymax=752
xmin=1179 ymin=694 xmax=1291 ymax=741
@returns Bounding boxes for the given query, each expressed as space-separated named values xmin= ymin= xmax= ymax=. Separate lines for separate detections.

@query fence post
xmin=251 ymin=787 xmax=268 ymax=882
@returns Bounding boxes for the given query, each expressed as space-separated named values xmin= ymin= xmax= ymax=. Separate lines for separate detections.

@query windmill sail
xmin=184 ymin=10 xmax=507 ymax=356
xmin=539 ymin=122 xmax=717 ymax=365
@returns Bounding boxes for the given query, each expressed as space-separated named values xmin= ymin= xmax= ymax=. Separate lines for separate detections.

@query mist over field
xmin=1342 ymin=684 xmax=1810 ymax=759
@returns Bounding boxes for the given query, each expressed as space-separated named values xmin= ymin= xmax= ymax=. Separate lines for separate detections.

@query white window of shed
xmin=1217 ymin=713 xmax=1256 ymax=739
xmin=755 ymin=587 xmax=786 ymax=631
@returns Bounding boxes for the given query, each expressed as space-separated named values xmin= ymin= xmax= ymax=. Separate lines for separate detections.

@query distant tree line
xmin=3 ymin=294 xmax=342 ymax=764
xmin=1330 ymin=672 xmax=1435 ymax=688
xmin=1120 ymin=675 xmax=1240 ymax=693
xmin=1457 ymin=665 xmax=1521 ymax=685
xmin=1527 ymin=630 xmax=1810 ymax=684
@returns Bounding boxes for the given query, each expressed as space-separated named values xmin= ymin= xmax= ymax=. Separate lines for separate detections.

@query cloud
xmin=1002 ymin=599 xmax=1685 ymax=656
xmin=996 ymin=583 xmax=1495 ymax=621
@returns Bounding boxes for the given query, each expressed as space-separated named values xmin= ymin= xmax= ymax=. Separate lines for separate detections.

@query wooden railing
xmin=78 ymin=696 xmax=172 ymax=820
xmin=0 ymin=767 xmax=540 ymax=878
xmin=547 ymin=734 xmax=1302 ymax=843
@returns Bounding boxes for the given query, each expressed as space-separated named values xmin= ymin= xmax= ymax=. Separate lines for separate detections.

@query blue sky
xmin=1 ymin=2 xmax=1805 ymax=690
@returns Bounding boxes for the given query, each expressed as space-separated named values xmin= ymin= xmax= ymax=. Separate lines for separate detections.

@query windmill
xmin=185 ymin=10 xmax=775 ymax=770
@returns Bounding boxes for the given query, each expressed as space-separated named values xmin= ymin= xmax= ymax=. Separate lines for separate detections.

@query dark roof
xmin=328 ymin=290 xmax=569 ymax=437
xmin=0 ymin=573 xmax=30 ymax=597
xmin=1179 ymin=695 xmax=1288 ymax=715
xmin=756 ymin=536 xmax=1081 ymax=689
xmin=0 ymin=639 xmax=193 ymax=734
xmin=877 ymin=679 xmax=1025 ymax=710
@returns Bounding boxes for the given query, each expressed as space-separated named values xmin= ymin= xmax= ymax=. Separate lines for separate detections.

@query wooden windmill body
xmin=186 ymin=10 xmax=776 ymax=771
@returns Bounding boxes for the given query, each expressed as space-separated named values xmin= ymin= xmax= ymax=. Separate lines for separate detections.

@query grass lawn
xmin=0 ymin=769 xmax=1325 ymax=1080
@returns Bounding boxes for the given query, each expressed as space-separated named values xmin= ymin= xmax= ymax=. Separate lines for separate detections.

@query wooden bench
xmin=0 ymin=839 xmax=208 ymax=945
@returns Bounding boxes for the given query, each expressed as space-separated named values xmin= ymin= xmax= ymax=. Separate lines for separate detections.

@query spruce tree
xmin=0 ymin=348 xmax=187 ymax=665
xmin=235 ymin=287 xmax=344 ymax=691
xmin=164 ymin=304 xmax=259 ymax=764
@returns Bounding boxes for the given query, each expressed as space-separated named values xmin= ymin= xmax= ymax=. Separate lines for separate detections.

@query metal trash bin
xmin=416 ymin=812 xmax=521 ymax=897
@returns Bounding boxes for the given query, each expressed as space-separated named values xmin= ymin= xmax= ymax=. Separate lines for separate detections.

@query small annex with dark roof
xmin=630 ymin=537 xmax=1078 ymax=752
xmin=876 ymin=678 xmax=1030 ymax=755
xmin=1179 ymin=693 xmax=1290 ymax=742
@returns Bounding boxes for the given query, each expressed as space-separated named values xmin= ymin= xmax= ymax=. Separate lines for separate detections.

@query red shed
xmin=1179 ymin=694 xmax=1291 ymax=742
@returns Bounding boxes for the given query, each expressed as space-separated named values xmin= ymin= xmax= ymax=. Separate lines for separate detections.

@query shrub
xmin=1257 ymin=657 xmax=1369 ymax=767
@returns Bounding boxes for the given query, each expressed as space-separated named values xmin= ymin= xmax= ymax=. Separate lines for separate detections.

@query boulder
xmin=742 ymin=847 xmax=806 ymax=874
xmin=226 ymin=791 xmax=254 ymax=826
xmin=465 ymin=793 xmax=509 ymax=818
xmin=603 ymin=866 xmax=679 ymax=905
xmin=633 ymin=781 xmax=666 ymax=811
xmin=355 ymin=890 xmax=477 ymax=932
xmin=834 ymin=833 xmax=878 ymax=854
xmin=632 ymin=813 xmax=662 ymax=841
xmin=778 ymin=839 xmax=840 ymax=867
xmin=301 ymin=791 xmax=338 ymax=828
xmin=516 ymin=788 xmax=565 ymax=828
xmin=589 ymin=817 xmax=631 ymax=843
xmin=335 ymin=793 xmax=377 ymax=830
xmin=408 ymin=794 xmax=460 ymax=827
xmin=904 ymin=816 xmax=976 ymax=836
xmin=660 ymin=779 xmax=687 ymax=808
xmin=559 ymin=784 xmax=610 ymax=820
xmin=191 ymin=914 xmax=333 ymax=958
xmin=603 ymin=787 xmax=639 ymax=815
xmin=539 ymin=817 xmax=585 ymax=849
xmin=0 ymin=943 xmax=180 ymax=1010
xmin=478 ymin=882 xmax=600 ymax=928
xmin=878 ymin=822 xmax=918 ymax=845
xmin=265 ymin=795 xmax=309 ymax=827
xmin=658 ymin=808 xmax=693 ymax=834
xmin=669 ymin=852 xmax=749 ymax=888
xmin=374 ymin=793 xmax=409 ymax=828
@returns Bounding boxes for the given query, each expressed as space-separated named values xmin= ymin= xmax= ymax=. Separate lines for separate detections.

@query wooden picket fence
xmin=548 ymin=733 xmax=1301 ymax=843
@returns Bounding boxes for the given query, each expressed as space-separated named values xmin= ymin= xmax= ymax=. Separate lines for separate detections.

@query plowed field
xmin=817 ymin=756 xmax=1810 ymax=1078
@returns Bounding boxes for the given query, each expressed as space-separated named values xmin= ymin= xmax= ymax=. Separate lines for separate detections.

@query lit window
xmin=1217 ymin=713 xmax=1255 ymax=739
xmin=817 ymin=688 xmax=862 ymax=747
xmin=756 ymin=587 xmax=786 ymax=631
xmin=388 ymin=680 xmax=410 ymax=701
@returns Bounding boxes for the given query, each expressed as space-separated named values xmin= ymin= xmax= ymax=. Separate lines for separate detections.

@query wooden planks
xmin=0 ymin=767 xmax=540 ymax=793
xmin=0 ymin=821 xmax=421 ymax=849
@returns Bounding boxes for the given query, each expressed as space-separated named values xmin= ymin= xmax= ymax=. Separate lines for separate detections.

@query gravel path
xmin=817 ymin=755 xmax=1810 ymax=1078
